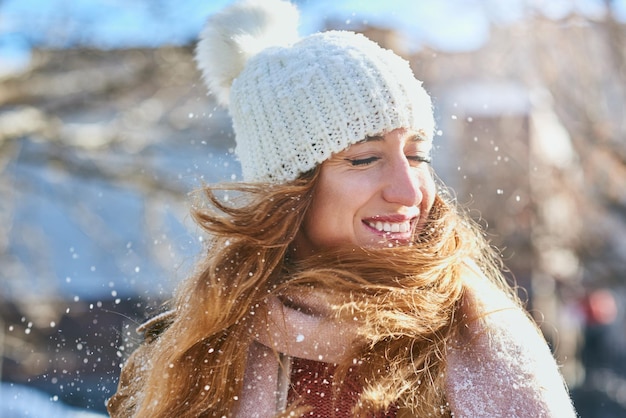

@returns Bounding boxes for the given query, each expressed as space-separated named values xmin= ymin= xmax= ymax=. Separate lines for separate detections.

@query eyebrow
xmin=359 ymin=131 xmax=428 ymax=143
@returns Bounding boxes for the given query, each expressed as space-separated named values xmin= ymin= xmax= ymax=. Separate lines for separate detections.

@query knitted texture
xmin=230 ymin=31 xmax=434 ymax=182
xmin=288 ymin=357 xmax=398 ymax=417
xmin=196 ymin=0 xmax=435 ymax=183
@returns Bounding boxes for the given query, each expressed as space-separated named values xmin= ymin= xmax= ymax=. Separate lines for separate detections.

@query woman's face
xmin=293 ymin=128 xmax=436 ymax=257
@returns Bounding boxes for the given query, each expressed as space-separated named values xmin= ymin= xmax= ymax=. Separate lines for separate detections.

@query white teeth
xmin=369 ymin=221 xmax=410 ymax=233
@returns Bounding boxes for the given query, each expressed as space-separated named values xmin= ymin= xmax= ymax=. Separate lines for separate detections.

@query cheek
xmin=308 ymin=183 xmax=352 ymax=234
xmin=424 ymin=177 xmax=436 ymax=205
xmin=419 ymin=171 xmax=437 ymax=212
xmin=300 ymin=172 xmax=364 ymax=249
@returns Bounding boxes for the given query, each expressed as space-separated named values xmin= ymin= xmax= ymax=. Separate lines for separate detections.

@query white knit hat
xmin=196 ymin=0 xmax=435 ymax=183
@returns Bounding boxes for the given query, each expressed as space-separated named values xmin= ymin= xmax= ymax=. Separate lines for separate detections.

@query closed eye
xmin=407 ymin=155 xmax=432 ymax=164
xmin=345 ymin=156 xmax=380 ymax=166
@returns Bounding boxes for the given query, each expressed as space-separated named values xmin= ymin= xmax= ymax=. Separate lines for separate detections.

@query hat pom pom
xmin=195 ymin=0 xmax=300 ymax=107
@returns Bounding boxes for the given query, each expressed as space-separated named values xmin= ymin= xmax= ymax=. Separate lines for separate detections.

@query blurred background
xmin=1 ymin=0 xmax=625 ymax=416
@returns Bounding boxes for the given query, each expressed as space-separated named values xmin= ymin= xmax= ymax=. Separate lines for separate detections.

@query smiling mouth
xmin=365 ymin=220 xmax=412 ymax=233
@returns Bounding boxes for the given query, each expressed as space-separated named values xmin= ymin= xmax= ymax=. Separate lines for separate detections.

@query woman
xmin=107 ymin=0 xmax=577 ymax=416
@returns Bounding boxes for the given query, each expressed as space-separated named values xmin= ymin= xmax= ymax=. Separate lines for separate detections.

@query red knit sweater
xmin=288 ymin=358 xmax=397 ymax=417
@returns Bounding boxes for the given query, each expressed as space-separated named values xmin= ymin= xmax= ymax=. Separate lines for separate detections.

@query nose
xmin=381 ymin=156 xmax=422 ymax=206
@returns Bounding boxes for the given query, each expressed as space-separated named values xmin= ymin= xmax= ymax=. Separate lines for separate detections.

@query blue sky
xmin=1 ymin=0 xmax=624 ymax=76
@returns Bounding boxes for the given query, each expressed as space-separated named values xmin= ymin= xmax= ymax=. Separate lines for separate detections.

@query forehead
xmin=350 ymin=129 xmax=432 ymax=149
xmin=325 ymin=129 xmax=434 ymax=163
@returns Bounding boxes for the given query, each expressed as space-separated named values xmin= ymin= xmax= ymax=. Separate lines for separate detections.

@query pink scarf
xmin=234 ymin=262 xmax=577 ymax=417
xmin=236 ymin=290 xmax=360 ymax=417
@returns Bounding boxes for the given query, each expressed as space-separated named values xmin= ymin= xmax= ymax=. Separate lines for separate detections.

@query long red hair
xmin=107 ymin=167 xmax=519 ymax=417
